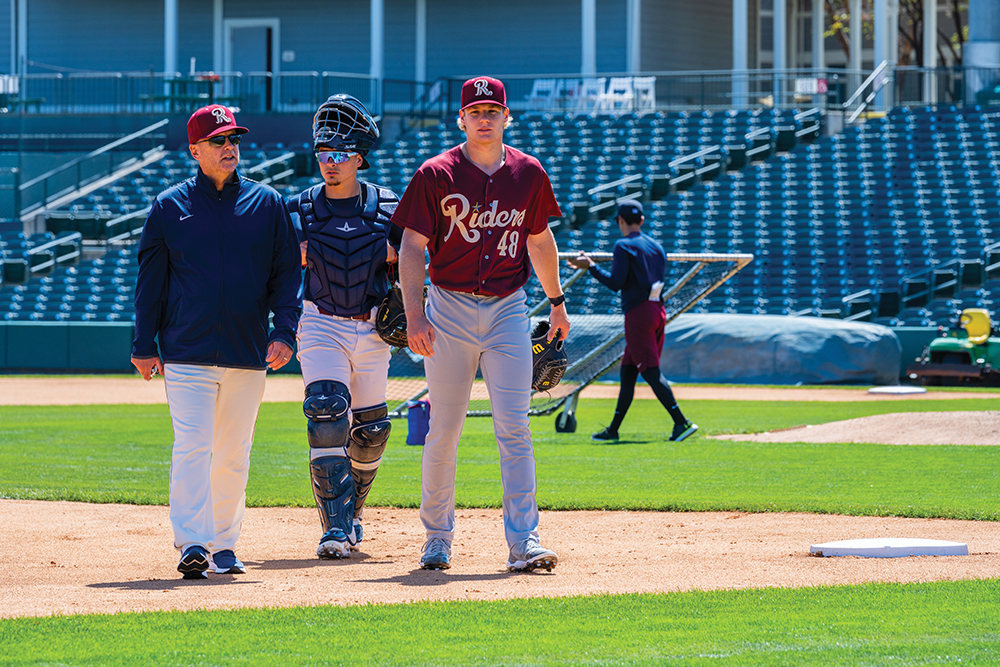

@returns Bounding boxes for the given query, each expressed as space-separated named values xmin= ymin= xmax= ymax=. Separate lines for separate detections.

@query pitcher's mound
xmin=712 ymin=411 xmax=1000 ymax=445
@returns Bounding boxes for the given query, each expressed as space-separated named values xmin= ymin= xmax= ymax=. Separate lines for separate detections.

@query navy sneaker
xmin=591 ymin=426 xmax=619 ymax=442
xmin=211 ymin=549 xmax=246 ymax=574
xmin=178 ymin=545 xmax=209 ymax=580
xmin=670 ymin=421 xmax=699 ymax=442
xmin=420 ymin=537 xmax=452 ymax=570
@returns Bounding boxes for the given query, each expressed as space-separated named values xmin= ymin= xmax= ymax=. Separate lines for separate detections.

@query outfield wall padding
xmin=0 ymin=322 xmax=302 ymax=374
xmin=657 ymin=314 xmax=903 ymax=385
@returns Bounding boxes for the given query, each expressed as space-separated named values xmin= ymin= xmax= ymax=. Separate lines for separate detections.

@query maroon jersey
xmin=392 ymin=145 xmax=561 ymax=297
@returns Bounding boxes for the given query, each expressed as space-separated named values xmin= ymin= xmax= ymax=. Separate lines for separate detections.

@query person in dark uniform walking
xmin=568 ymin=200 xmax=697 ymax=443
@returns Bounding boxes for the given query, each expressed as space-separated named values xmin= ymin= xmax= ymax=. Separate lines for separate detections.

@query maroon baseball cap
xmin=187 ymin=104 xmax=249 ymax=144
xmin=460 ymin=76 xmax=507 ymax=111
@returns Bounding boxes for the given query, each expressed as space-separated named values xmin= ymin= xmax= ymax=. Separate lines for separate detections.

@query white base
xmin=810 ymin=537 xmax=968 ymax=558
xmin=867 ymin=386 xmax=927 ymax=395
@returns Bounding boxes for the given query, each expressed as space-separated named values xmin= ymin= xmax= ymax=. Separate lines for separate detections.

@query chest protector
xmin=294 ymin=182 xmax=399 ymax=316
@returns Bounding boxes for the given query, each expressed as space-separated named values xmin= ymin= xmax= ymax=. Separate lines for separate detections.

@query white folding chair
xmin=601 ymin=77 xmax=635 ymax=112
xmin=576 ymin=77 xmax=607 ymax=112
xmin=632 ymin=76 xmax=656 ymax=111
xmin=526 ymin=78 xmax=557 ymax=112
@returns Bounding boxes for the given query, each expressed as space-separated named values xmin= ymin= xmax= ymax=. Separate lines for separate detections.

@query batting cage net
xmin=385 ymin=252 xmax=753 ymax=422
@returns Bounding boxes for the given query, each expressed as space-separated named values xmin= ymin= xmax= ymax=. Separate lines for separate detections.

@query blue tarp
xmin=655 ymin=314 xmax=902 ymax=385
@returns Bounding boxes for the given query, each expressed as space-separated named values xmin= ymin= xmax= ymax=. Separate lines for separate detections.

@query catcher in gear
xmin=531 ymin=320 xmax=568 ymax=392
xmin=287 ymin=94 xmax=402 ymax=560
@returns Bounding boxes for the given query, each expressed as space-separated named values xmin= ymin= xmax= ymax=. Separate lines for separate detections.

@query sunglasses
xmin=203 ymin=134 xmax=242 ymax=147
xmin=315 ymin=151 xmax=358 ymax=165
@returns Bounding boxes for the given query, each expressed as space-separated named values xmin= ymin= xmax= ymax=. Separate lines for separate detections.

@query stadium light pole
xmin=15 ymin=0 xmax=26 ymax=78
xmin=626 ymin=0 xmax=641 ymax=74
xmin=371 ymin=0 xmax=384 ymax=80
xmin=582 ymin=0 xmax=596 ymax=76
xmin=923 ymin=0 xmax=937 ymax=104
xmin=415 ymin=0 xmax=426 ymax=83
xmin=732 ymin=0 xmax=748 ymax=108
xmin=164 ymin=0 xmax=178 ymax=77
xmin=773 ymin=0 xmax=787 ymax=107
xmin=850 ymin=0 xmax=862 ymax=100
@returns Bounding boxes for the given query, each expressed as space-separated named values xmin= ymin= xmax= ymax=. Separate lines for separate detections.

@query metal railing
xmin=0 ymin=70 xmax=431 ymax=119
xmin=843 ymin=60 xmax=893 ymax=123
xmin=18 ymin=119 xmax=169 ymax=218
xmin=1 ymin=65 xmax=998 ymax=120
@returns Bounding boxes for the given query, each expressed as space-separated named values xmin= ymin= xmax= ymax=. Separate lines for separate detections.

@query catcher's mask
xmin=530 ymin=319 xmax=568 ymax=392
xmin=313 ymin=94 xmax=379 ymax=169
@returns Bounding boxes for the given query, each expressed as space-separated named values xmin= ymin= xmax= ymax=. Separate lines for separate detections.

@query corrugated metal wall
xmin=27 ymin=0 xmax=163 ymax=72
xmin=643 ymin=0 xmax=733 ymax=71
xmin=8 ymin=0 xmax=735 ymax=79
xmin=596 ymin=0 xmax=628 ymax=73
xmin=423 ymin=0 xmax=591 ymax=79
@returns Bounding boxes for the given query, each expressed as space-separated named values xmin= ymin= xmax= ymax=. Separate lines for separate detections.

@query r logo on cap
xmin=460 ymin=76 xmax=508 ymax=111
xmin=187 ymin=104 xmax=249 ymax=144
xmin=474 ymin=80 xmax=492 ymax=97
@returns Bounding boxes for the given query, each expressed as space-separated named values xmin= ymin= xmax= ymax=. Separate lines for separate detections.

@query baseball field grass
xmin=2 ymin=396 xmax=1000 ymax=665
xmin=2 ymin=398 xmax=999 ymax=518
xmin=4 ymin=581 xmax=999 ymax=666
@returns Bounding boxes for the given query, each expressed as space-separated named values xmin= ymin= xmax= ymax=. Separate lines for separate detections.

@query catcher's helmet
xmin=531 ymin=320 xmax=568 ymax=392
xmin=313 ymin=94 xmax=380 ymax=169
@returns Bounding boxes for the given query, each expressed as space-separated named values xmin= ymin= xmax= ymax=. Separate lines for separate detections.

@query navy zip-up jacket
xmin=132 ymin=169 xmax=302 ymax=369
xmin=588 ymin=231 xmax=666 ymax=314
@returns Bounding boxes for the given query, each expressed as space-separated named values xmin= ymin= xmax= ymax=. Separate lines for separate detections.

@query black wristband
xmin=549 ymin=294 xmax=566 ymax=307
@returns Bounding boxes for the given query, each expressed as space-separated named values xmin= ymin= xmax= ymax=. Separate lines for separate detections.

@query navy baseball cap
xmin=617 ymin=200 xmax=644 ymax=224
xmin=460 ymin=76 xmax=507 ymax=111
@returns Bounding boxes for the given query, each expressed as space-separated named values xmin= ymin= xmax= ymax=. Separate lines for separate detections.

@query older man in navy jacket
xmin=131 ymin=105 xmax=301 ymax=580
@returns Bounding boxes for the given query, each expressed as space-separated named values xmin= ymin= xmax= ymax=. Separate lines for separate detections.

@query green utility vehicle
xmin=907 ymin=309 xmax=1000 ymax=386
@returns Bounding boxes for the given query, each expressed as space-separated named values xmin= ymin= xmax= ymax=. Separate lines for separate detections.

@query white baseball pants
xmin=163 ymin=363 xmax=266 ymax=554
xmin=421 ymin=285 xmax=540 ymax=548
xmin=295 ymin=300 xmax=391 ymax=409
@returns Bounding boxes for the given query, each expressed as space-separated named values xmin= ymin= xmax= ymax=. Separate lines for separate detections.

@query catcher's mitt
xmin=375 ymin=286 xmax=426 ymax=348
xmin=531 ymin=319 xmax=568 ymax=392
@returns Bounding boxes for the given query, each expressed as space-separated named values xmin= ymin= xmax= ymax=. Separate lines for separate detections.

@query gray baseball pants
xmin=420 ymin=284 xmax=540 ymax=548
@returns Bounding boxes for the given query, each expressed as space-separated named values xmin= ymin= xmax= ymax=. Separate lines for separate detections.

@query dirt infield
xmin=2 ymin=376 xmax=998 ymax=618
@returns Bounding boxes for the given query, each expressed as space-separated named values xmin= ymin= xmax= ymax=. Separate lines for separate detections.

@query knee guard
xmin=348 ymin=402 xmax=391 ymax=517
xmin=304 ymin=380 xmax=351 ymax=457
xmin=304 ymin=381 xmax=354 ymax=535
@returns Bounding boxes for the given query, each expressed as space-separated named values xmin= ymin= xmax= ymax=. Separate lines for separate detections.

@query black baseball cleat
xmin=178 ymin=545 xmax=210 ymax=580
xmin=591 ymin=426 xmax=619 ymax=442
xmin=670 ymin=421 xmax=699 ymax=442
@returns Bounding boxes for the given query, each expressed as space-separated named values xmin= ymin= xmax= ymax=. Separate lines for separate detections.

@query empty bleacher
xmin=2 ymin=105 xmax=998 ymax=331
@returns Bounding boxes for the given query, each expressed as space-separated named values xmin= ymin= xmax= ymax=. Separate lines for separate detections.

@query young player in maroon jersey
xmin=393 ymin=76 xmax=570 ymax=572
